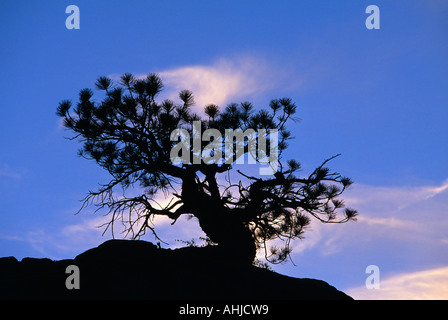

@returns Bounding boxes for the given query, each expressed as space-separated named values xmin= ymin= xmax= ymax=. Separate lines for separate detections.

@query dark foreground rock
xmin=0 ymin=239 xmax=352 ymax=300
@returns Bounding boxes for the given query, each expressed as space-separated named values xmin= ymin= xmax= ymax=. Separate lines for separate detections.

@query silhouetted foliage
xmin=57 ymin=73 xmax=357 ymax=264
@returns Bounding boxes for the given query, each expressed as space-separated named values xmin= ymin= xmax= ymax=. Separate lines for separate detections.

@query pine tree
xmin=57 ymin=73 xmax=357 ymax=264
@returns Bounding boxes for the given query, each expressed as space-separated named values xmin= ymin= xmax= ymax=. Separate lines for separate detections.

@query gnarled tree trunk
xmin=182 ymin=177 xmax=256 ymax=265
xmin=196 ymin=210 xmax=256 ymax=265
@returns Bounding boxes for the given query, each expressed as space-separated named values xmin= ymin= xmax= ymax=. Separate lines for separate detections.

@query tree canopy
xmin=57 ymin=73 xmax=357 ymax=264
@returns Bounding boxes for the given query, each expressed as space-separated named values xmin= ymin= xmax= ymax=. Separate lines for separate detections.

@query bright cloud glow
xmin=347 ymin=266 xmax=448 ymax=300
xmin=158 ymin=56 xmax=278 ymax=111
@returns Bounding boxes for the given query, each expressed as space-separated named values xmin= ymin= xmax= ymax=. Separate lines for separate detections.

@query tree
xmin=57 ymin=73 xmax=357 ymax=265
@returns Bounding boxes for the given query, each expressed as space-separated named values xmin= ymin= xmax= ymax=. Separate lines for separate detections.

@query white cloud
xmin=347 ymin=266 xmax=448 ymax=300
xmin=157 ymin=56 xmax=286 ymax=112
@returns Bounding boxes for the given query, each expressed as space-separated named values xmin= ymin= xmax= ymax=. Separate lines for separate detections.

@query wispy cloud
xmin=7 ymin=204 xmax=205 ymax=260
xmin=0 ymin=164 xmax=24 ymax=180
xmin=235 ymin=179 xmax=448 ymax=261
xmin=343 ymin=178 xmax=448 ymax=214
xmin=278 ymin=178 xmax=448 ymax=298
xmin=346 ymin=179 xmax=448 ymax=244
xmin=108 ymin=55 xmax=295 ymax=115
xmin=158 ymin=56 xmax=275 ymax=111
xmin=347 ymin=266 xmax=448 ymax=300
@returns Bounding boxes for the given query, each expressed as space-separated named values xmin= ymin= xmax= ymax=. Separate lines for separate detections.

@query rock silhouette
xmin=0 ymin=239 xmax=352 ymax=300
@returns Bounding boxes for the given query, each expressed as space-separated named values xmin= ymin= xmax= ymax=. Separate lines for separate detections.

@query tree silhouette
xmin=57 ymin=73 xmax=357 ymax=265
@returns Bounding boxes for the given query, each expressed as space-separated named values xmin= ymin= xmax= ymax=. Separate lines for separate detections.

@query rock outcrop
xmin=0 ymin=239 xmax=352 ymax=300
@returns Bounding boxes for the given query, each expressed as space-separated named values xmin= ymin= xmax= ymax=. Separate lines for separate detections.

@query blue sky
xmin=1 ymin=1 xmax=447 ymax=299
